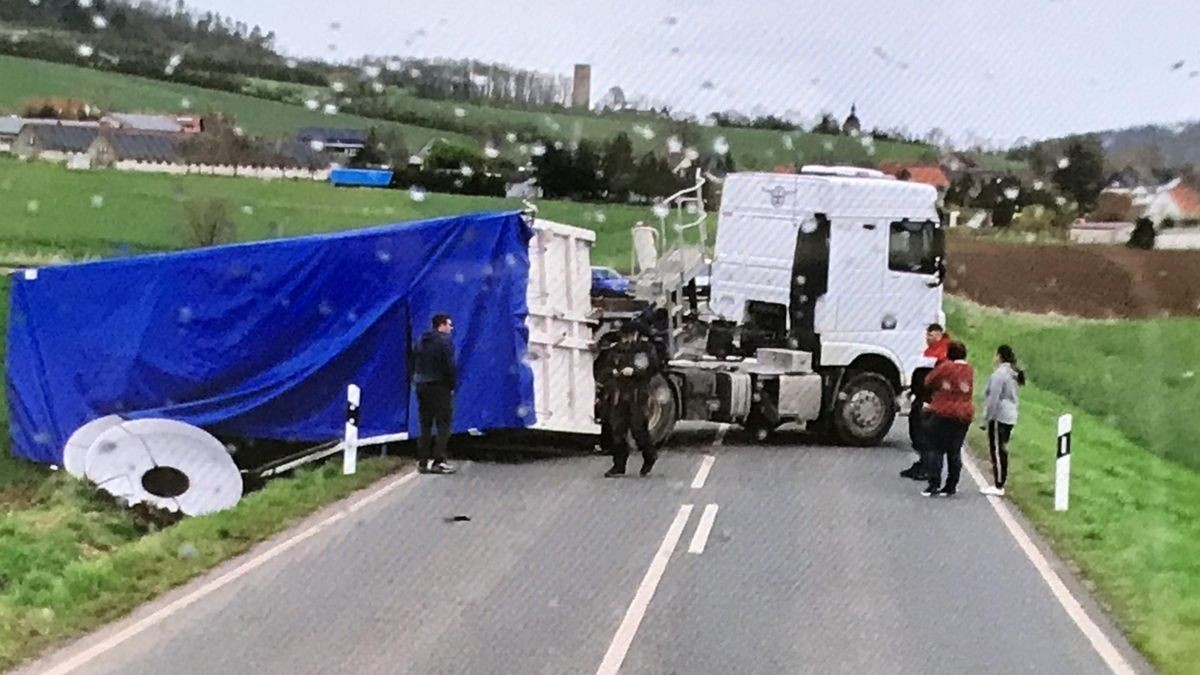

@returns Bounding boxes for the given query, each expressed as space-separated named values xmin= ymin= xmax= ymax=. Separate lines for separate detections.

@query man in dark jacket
xmin=604 ymin=321 xmax=661 ymax=477
xmin=413 ymin=313 xmax=457 ymax=474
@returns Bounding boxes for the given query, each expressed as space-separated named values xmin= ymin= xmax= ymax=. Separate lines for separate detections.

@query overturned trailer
xmin=6 ymin=210 xmax=599 ymax=514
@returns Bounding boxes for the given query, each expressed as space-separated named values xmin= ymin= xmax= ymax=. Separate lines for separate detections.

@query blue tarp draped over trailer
xmin=6 ymin=211 xmax=538 ymax=464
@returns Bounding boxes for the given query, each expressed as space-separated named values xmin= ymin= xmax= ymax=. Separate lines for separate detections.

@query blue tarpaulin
xmin=6 ymin=211 xmax=538 ymax=465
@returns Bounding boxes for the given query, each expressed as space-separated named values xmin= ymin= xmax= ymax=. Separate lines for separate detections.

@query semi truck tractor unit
xmin=596 ymin=166 xmax=947 ymax=448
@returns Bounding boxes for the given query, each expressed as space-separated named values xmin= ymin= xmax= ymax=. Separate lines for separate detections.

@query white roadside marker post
xmin=1055 ymin=414 xmax=1072 ymax=511
xmin=344 ymin=384 xmax=361 ymax=475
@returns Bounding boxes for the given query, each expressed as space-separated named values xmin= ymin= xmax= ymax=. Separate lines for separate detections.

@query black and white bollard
xmin=1055 ymin=414 xmax=1072 ymax=511
xmin=344 ymin=384 xmax=361 ymax=476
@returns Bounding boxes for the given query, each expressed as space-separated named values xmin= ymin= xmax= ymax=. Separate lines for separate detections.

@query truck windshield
xmin=888 ymin=219 xmax=944 ymax=275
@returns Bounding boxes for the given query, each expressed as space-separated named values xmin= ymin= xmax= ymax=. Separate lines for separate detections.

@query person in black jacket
xmin=604 ymin=321 xmax=661 ymax=477
xmin=413 ymin=313 xmax=457 ymax=474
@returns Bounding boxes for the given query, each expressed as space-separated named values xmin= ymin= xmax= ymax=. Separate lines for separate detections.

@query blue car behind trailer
xmin=329 ymin=167 xmax=394 ymax=188
xmin=591 ymin=266 xmax=630 ymax=297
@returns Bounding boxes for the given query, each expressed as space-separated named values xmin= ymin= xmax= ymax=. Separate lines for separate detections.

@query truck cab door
xmin=882 ymin=218 xmax=945 ymax=381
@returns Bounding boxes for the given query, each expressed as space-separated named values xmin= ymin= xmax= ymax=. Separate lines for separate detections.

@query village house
xmin=88 ymin=130 xmax=185 ymax=168
xmin=12 ymin=122 xmax=101 ymax=162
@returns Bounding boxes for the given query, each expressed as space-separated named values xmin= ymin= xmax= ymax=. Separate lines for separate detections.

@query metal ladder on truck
xmin=630 ymin=169 xmax=711 ymax=358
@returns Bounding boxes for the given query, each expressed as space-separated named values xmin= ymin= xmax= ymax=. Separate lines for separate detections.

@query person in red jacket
xmin=921 ymin=340 xmax=974 ymax=497
xmin=901 ymin=324 xmax=953 ymax=481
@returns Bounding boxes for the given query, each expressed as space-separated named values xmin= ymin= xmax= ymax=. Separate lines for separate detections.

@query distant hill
xmin=1095 ymin=121 xmax=1200 ymax=168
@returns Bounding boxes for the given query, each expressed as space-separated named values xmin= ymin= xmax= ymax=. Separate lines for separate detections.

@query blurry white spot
xmin=531 ymin=142 xmax=547 ymax=157
xmin=241 ymin=205 xmax=255 ymax=215
xmin=304 ymin=99 xmax=320 ymax=111
xmin=755 ymin=429 xmax=768 ymax=441
xmin=408 ymin=67 xmax=422 ymax=78
xmin=408 ymin=154 xmax=424 ymax=166
xmin=654 ymin=389 xmax=673 ymax=404
xmin=77 ymin=44 xmax=94 ymax=58
xmin=553 ymin=141 xmax=564 ymax=150
xmin=409 ymin=185 xmax=428 ymax=202
xmin=319 ymin=301 xmax=334 ymax=316
xmin=823 ymin=141 xmax=835 ymax=151
xmin=505 ymin=253 xmax=518 ymax=266
xmin=376 ymin=249 xmax=392 ymax=262
xmin=233 ymin=127 xmax=245 ymax=137
xmin=92 ymin=14 xmax=107 ymax=29
xmin=712 ymin=136 xmax=730 ymax=155
xmin=595 ymin=211 xmax=607 ymax=223
xmin=90 ymin=194 xmax=104 ymax=208
xmin=634 ymin=125 xmax=655 ymax=140
xmin=371 ymin=82 xmax=385 ymax=94
xmin=460 ymin=164 xmax=475 ymax=177
xmin=1024 ymin=233 xmax=1037 ymax=243
xmin=484 ymin=143 xmax=500 ymax=159
xmin=782 ymin=135 xmax=794 ymax=150
xmin=177 ymin=542 xmax=199 ymax=560
xmin=1058 ymin=157 xmax=1071 ymax=169
xmin=180 ymin=97 xmax=192 ymax=109
xmin=1183 ymin=371 xmax=1195 ymax=379
xmin=505 ymin=132 xmax=518 ymax=143
xmin=78 ymin=0 xmax=93 ymax=8
xmin=26 ymin=200 xmax=39 ymax=213
xmin=666 ymin=136 xmax=683 ymax=154
xmin=684 ymin=148 xmax=700 ymax=161
xmin=331 ymin=81 xmax=346 ymax=93
xmin=1004 ymin=187 xmax=1021 ymax=200
xmin=363 ymin=65 xmax=382 ymax=79
xmin=1055 ymin=196 xmax=1068 ymax=207
xmin=652 ymin=202 xmax=670 ymax=219
xmin=800 ymin=219 xmax=818 ymax=234
xmin=323 ymin=103 xmax=339 ymax=115
xmin=1033 ymin=180 xmax=1045 ymax=191
xmin=34 ymin=431 xmax=53 ymax=445
xmin=286 ymin=58 xmax=299 ymax=69
xmin=516 ymin=404 xmax=532 ymax=418
xmin=795 ymin=275 xmax=807 ymax=285
xmin=455 ymin=273 xmax=466 ymax=284
xmin=454 ymin=107 xmax=467 ymax=118
xmin=309 ymin=139 xmax=326 ymax=152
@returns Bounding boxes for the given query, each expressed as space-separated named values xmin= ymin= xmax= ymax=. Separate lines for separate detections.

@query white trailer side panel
xmin=526 ymin=218 xmax=600 ymax=435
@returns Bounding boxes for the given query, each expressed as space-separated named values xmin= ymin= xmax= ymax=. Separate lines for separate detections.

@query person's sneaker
xmin=980 ymin=486 xmax=1006 ymax=497
xmin=605 ymin=467 xmax=626 ymax=478
xmin=640 ymin=460 xmax=656 ymax=476
xmin=938 ymin=488 xmax=957 ymax=497
xmin=428 ymin=461 xmax=456 ymax=475
xmin=921 ymin=487 xmax=940 ymax=497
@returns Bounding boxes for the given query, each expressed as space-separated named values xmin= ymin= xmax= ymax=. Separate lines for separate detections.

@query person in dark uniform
xmin=412 ymin=313 xmax=457 ymax=475
xmin=604 ymin=321 xmax=660 ymax=477
xmin=901 ymin=323 xmax=952 ymax=481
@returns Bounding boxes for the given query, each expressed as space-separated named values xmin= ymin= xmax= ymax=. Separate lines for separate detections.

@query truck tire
xmin=645 ymin=374 xmax=678 ymax=447
xmin=832 ymin=372 xmax=896 ymax=447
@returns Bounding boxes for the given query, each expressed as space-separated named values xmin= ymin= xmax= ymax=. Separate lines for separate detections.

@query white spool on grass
xmin=84 ymin=418 xmax=243 ymax=516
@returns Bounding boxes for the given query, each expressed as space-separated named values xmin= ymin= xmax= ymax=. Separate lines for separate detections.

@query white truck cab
xmin=597 ymin=166 xmax=947 ymax=448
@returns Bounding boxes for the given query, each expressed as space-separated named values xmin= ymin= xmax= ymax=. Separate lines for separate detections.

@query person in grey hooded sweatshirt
xmin=982 ymin=345 xmax=1026 ymax=496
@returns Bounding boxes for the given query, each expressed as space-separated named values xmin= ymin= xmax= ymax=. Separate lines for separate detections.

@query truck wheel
xmin=833 ymin=372 xmax=896 ymax=447
xmin=645 ymin=374 xmax=678 ymax=447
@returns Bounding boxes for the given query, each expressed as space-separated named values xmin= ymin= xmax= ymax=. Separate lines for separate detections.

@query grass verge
xmin=949 ymin=299 xmax=1200 ymax=675
xmin=0 ymin=456 xmax=406 ymax=671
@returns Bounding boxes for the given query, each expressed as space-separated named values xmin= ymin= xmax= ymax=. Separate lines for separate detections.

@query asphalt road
xmin=22 ymin=425 xmax=1147 ymax=675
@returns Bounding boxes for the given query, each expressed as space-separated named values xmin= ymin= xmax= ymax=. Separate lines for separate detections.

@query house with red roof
xmin=877 ymin=163 xmax=950 ymax=200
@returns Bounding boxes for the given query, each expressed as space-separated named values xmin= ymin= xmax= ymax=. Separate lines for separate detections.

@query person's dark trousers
xmin=609 ymin=393 xmax=656 ymax=473
xmin=904 ymin=398 xmax=929 ymax=476
xmin=987 ymin=421 xmax=1013 ymax=488
xmin=925 ymin=415 xmax=970 ymax=492
xmin=416 ymin=383 xmax=453 ymax=464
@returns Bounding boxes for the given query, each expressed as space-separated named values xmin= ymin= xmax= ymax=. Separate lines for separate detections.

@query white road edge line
xmin=714 ymin=423 xmax=730 ymax=447
xmin=596 ymin=504 xmax=694 ymax=675
xmin=962 ymin=453 xmax=1137 ymax=675
xmin=691 ymin=455 xmax=716 ymax=489
xmin=688 ymin=504 xmax=719 ymax=555
xmin=39 ymin=469 xmax=420 ymax=675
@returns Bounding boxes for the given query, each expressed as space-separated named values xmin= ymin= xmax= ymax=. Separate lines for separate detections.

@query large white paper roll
xmin=84 ymin=419 xmax=243 ymax=516
xmin=63 ymin=415 xmax=125 ymax=478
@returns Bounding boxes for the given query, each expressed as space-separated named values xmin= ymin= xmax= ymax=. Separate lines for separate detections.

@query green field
xmin=0 ymin=155 xmax=654 ymax=269
xmin=0 ymin=55 xmax=938 ymax=168
xmin=949 ymin=299 xmax=1200 ymax=675
xmin=0 ymin=55 xmax=474 ymax=149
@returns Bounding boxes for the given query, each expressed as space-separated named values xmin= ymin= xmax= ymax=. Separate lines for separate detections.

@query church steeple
xmin=842 ymin=103 xmax=861 ymax=135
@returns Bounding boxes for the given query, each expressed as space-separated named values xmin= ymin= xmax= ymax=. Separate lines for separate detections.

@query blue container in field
xmin=329 ymin=167 xmax=394 ymax=188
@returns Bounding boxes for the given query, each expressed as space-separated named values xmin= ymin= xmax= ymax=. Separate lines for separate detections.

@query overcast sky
xmin=187 ymin=0 xmax=1200 ymax=147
